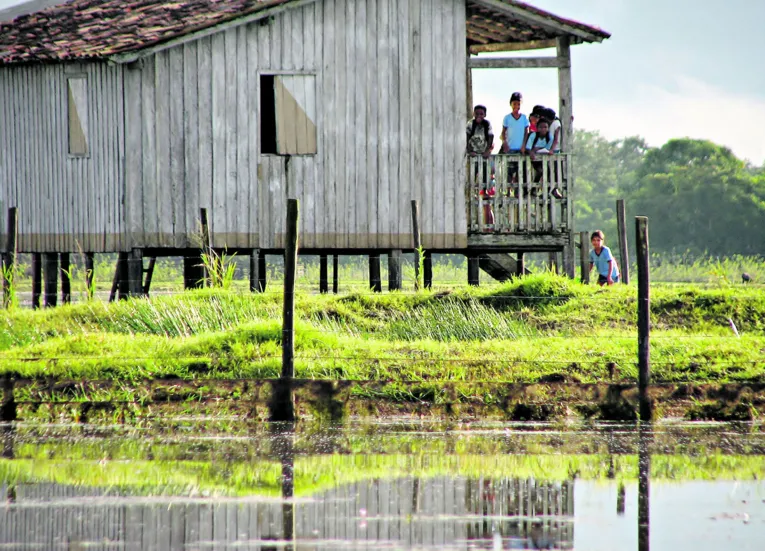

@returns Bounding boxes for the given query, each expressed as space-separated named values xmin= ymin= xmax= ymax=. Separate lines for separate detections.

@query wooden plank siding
xmin=1 ymin=0 xmax=467 ymax=253
xmin=0 ymin=63 xmax=125 ymax=253
xmin=122 ymin=0 xmax=467 ymax=251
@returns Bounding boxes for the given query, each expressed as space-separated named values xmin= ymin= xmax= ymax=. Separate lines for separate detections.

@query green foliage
xmin=574 ymin=131 xmax=765 ymax=257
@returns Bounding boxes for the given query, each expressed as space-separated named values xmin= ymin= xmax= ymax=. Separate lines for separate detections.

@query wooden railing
xmin=467 ymin=154 xmax=571 ymax=234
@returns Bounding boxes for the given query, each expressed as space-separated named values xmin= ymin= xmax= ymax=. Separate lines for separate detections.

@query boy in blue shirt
xmin=500 ymin=92 xmax=529 ymax=154
xmin=589 ymin=230 xmax=620 ymax=286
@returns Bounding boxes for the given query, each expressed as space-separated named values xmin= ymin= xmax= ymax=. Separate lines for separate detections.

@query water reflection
xmin=0 ymin=421 xmax=763 ymax=550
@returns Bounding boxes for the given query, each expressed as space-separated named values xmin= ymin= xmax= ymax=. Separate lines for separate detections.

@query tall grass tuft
xmin=385 ymin=298 xmax=535 ymax=341
xmin=72 ymin=292 xmax=280 ymax=338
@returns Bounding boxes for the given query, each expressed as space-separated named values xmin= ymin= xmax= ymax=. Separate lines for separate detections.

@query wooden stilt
xmin=31 ymin=253 xmax=42 ymax=309
xmin=411 ymin=200 xmax=422 ymax=291
xmin=59 ymin=253 xmax=71 ymax=304
xmin=127 ymin=250 xmax=143 ymax=297
xmin=199 ymin=208 xmax=212 ymax=286
xmin=258 ymin=251 xmax=267 ymax=292
xmin=516 ymin=252 xmax=525 ymax=277
xmin=369 ymin=254 xmax=382 ymax=293
xmin=424 ymin=251 xmax=433 ymax=290
xmin=2 ymin=207 xmax=17 ymax=309
xmin=467 ymin=254 xmax=480 ymax=286
xmin=388 ymin=250 xmax=402 ymax=291
xmin=319 ymin=254 xmax=329 ymax=294
xmin=43 ymin=253 xmax=58 ymax=307
xmin=183 ymin=254 xmax=204 ymax=289
xmin=84 ymin=253 xmax=95 ymax=300
xmin=332 ymin=254 xmax=339 ymax=294
xmin=117 ymin=252 xmax=129 ymax=300
xmin=109 ymin=256 xmax=120 ymax=303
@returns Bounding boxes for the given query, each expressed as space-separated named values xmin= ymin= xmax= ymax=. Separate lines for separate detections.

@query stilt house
xmin=0 ymin=0 xmax=609 ymax=294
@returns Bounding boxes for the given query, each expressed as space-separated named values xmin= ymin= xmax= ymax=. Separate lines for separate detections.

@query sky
xmin=2 ymin=0 xmax=764 ymax=163
xmin=471 ymin=0 xmax=765 ymax=164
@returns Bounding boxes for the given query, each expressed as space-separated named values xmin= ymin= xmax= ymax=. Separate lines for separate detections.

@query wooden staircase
xmin=478 ymin=253 xmax=530 ymax=282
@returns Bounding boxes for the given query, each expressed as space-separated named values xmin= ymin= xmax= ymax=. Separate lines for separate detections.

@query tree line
xmin=573 ymin=131 xmax=765 ymax=256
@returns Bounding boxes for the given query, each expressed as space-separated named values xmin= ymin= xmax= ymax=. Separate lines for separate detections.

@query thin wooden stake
xmin=2 ymin=207 xmax=17 ymax=308
xmin=616 ymin=199 xmax=630 ymax=284
xmin=411 ymin=200 xmax=422 ymax=291
xmin=636 ymin=216 xmax=651 ymax=422
xmin=579 ymin=231 xmax=590 ymax=284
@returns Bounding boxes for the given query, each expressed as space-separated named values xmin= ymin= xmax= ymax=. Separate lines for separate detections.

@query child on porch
xmin=589 ymin=230 xmax=620 ymax=286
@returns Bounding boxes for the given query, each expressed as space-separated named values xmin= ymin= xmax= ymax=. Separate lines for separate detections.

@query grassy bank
xmin=1 ymin=273 xmax=764 ymax=418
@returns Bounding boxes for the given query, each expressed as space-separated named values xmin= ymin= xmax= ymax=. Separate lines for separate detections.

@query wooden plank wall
xmin=0 ymin=63 xmax=125 ymax=253
xmin=124 ymin=0 xmax=468 ymax=251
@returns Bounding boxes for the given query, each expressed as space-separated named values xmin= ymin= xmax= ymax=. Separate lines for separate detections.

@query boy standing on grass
xmin=589 ymin=230 xmax=620 ymax=286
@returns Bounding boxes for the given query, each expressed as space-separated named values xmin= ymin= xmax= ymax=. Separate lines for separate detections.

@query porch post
xmin=557 ymin=36 xmax=576 ymax=278
xmin=466 ymin=52 xmax=473 ymax=119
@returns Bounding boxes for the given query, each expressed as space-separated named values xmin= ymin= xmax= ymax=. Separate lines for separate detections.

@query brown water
xmin=0 ymin=420 xmax=764 ymax=550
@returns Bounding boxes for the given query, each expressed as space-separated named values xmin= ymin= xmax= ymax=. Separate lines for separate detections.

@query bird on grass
xmin=742 ymin=273 xmax=752 ymax=283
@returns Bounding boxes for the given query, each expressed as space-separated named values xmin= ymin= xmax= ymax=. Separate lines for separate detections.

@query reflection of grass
xmin=2 ymin=453 xmax=764 ymax=498
xmin=0 ymin=274 xmax=763 ymax=388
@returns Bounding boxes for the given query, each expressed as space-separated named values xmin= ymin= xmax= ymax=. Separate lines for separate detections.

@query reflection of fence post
xmin=616 ymin=199 xmax=630 ymax=284
xmin=638 ymin=424 xmax=651 ymax=551
xmin=636 ymin=216 xmax=651 ymax=422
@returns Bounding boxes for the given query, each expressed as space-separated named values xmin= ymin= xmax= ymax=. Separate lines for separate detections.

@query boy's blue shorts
xmin=598 ymin=274 xmax=620 ymax=284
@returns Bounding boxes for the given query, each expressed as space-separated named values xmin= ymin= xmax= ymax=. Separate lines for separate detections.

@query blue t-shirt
xmin=590 ymin=246 xmax=619 ymax=278
xmin=502 ymin=113 xmax=529 ymax=151
xmin=525 ymin=132 xmax=554 ymax=151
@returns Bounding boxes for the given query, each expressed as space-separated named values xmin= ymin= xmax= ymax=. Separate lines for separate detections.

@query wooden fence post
xmin=85 ymin=252 xmax=95 ymax=300
xmin=579 ymin=231 xmax=590 ymax=284
xmin=59 ymin=253 xmax=71 ymax=304
xmin=31 ymin=253 xmax=42 ymax=309
xmin=273 ymin=198 xmax=299 ymax=422
xmin=2 ymin=207 xmax=17 ymax=308
xmin=636 ymin=216 xmax=651 ymax=422
xmin=411 ymin=200 xmax=422 ymax=291
xmin=616 ymin=199 xmax=630 ymax=284
xmin=319 ymin=254 xmax=329 ymax=294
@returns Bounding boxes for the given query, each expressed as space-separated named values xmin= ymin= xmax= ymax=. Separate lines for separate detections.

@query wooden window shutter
xmin=67 ymin=76 xmax=89 ymax=156
xmin=274 ymin=75 xmax=317 ymax=155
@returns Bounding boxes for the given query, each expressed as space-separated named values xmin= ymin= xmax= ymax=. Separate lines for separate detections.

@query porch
xmin=466 ymin=154 xmax=572 ymax=251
